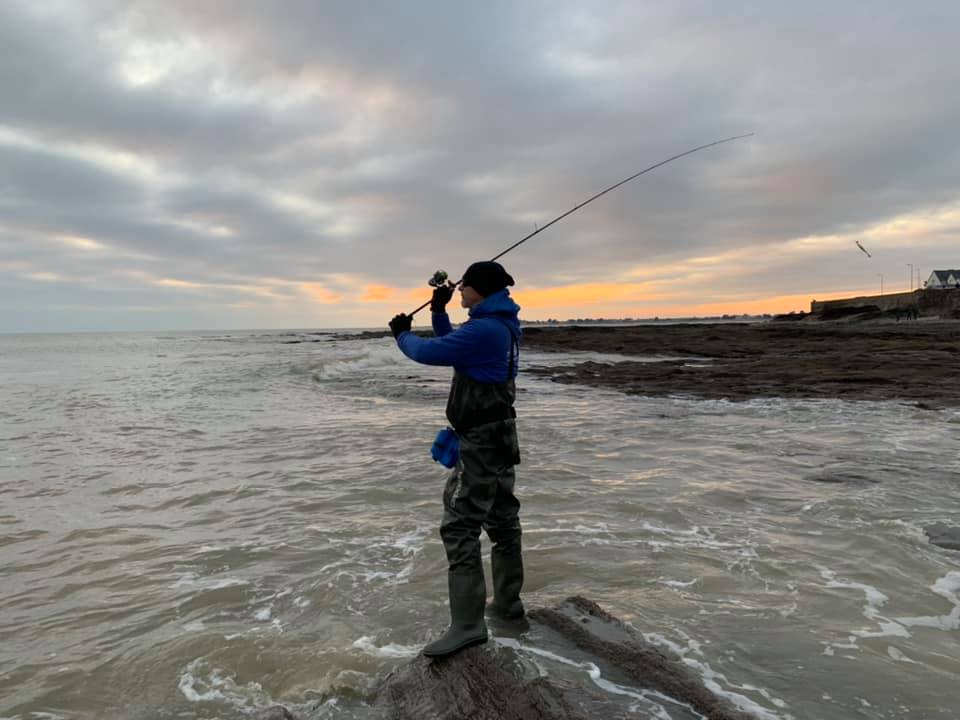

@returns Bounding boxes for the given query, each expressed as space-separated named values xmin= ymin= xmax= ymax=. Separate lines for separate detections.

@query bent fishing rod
xmin=407 ymin=132 xmax=754 ymax=316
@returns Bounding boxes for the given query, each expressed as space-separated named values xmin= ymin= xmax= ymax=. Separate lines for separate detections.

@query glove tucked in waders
xmin=390 ymin=261 xmax=524 ymax=658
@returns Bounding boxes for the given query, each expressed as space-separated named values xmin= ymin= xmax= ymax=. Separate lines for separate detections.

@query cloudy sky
xmin=2 ymin=1 xmax=958 ymax=331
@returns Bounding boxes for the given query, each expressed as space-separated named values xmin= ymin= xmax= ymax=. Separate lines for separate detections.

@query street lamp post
xmin=907 ymin=263 xmax=914 ymax=291
xmin=878 ymin=273 xmax=884 ymax=296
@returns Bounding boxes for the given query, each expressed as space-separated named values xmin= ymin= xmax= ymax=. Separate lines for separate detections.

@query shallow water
xmin=1 ymin=330 xmax=958 ymax=719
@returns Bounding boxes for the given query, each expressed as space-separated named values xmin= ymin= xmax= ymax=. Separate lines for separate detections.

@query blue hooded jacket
xmin=396 ymin=289 xmax=522 ymax=383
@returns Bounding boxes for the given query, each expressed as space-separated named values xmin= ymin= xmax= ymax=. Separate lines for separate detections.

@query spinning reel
xmin=428 ymin=270 xmax=450 ymax=288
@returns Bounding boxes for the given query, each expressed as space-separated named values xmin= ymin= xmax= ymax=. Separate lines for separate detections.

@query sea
xmin=1 ymin=329 xmax=959 ymax=719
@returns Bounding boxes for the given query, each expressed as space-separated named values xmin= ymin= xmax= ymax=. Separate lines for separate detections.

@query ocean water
xmin=1 ymin=329 xmax=959 ymax=719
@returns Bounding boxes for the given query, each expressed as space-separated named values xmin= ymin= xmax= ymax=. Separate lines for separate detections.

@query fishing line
xmin=408 ymin=132 xmax=754 ymax=316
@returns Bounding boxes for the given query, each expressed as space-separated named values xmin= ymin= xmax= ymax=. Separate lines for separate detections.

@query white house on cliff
xmin=926 ymin=270 xmax=960 ymax=288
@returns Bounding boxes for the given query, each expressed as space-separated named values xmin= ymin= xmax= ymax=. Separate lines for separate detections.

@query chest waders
xmin=423 ymin=336 xmax=524 ymax=658
xmin=413 ymin=136 xmax=755 ymax=657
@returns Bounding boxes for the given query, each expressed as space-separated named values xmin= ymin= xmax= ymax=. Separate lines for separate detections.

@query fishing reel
xmin=428 ymin=270 xmax=449 ymax=288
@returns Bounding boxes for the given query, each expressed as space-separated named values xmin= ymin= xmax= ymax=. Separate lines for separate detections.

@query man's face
xmin=460 ymin=285 xmax=484 ymax=308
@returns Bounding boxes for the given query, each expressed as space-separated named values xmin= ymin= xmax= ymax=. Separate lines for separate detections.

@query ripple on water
xmin=2 ymin=333 xmax=959 ymax=718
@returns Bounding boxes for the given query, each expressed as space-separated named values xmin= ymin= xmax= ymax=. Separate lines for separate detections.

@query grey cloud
xmin=2 ymin=0 xmax=960 ymax=330
xmin=0 ymin=4 xmax=338 ymax=167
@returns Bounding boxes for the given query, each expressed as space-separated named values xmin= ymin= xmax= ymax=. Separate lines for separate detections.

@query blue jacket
xmin=396 ymin=289 xmax=521 ymax=383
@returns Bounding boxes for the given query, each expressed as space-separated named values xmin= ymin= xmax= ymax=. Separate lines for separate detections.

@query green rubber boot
xmin=489 ymin=552 xmax=525 ymax=620
xmin=423 ymin=571 xmax=488 ymax=658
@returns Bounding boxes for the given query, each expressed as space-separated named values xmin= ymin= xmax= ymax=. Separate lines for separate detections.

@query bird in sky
xmin=855 ymin=240 xmax=872 ymax=258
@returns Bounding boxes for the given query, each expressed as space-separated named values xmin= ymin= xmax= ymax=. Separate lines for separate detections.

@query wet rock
xmin=530 ymin=597 xmax=755 ymax=720
xmin=804 ymin=470 xmax=880 ymax=485
xmin=367 ymin=596 xmax=759 ymax=720
xmin=925 ymin=523 xmax=960 ymax=552
xmin=373 ymin=642 xmax=590 ymax=720
xmin=522 ymin=322 xmax=960 ymax=406
xmin=261 ymin=706 xmax=297 ymax=720
xmin=263 ymin=598 xmax=765 ymax=719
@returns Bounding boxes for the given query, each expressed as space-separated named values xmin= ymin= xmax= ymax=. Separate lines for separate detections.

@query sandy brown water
xmin=1 ymin=328 xmax=959 ymax=719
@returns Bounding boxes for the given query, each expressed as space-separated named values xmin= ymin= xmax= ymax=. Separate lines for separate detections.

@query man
xmin=389 ymin=261 xmax=524 ymax=658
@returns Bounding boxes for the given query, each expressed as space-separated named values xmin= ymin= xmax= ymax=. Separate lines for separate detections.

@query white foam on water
xmin=526 ymin=522 xmax=611 ymax=535
xmin=167 ymin=573 xmax=247 ymax=591
xmin=311 ymin=344 xmax=409 ymax=381
xmin=895 ymin=570 xmax=960 ymax=631
xmin=658 ymin=577 xmax=699 ymax=589
xmin=351 ymin=636 xmax=421 ymax=658
xmin=358 ymin=570 xmax=395 ymax=583
xmin=642 ymin=633 xmax=790 ymax=719
xmin=640 ymin=522 xmax=753 ymax=558
xmin=178 ymin=658 xmax=274 ymax=711
xmin=818 ymin=567 xmax=910 ymax=649
xmin=393 ymin=562 xmax=416 ymax=583
xmin=679 ymin=657 xmax=791 ymax=719
xmin=316 ymin=558 xmax=352 ymax=575
xmin=197 ymin=545 xmax=227 ymax=554
xmin=249 ymin=587 xmax=295 ymax=623
xmin=208 ymin=577 xmax=248 ymax=590
xmin=777 ymin=601 xmax=799 ymax=618
xmin=345 ymin=525 xmax=431 ymax=587
xmin=495 ymin=637 xmax=707 ymax=720
xmin=643 ymin=632 xmax=698 ymax=658
xmin=886 ymin=646 xmax=918 ymax=663
xmin=392 ymin=526 xmax=430 ymax=553
xmin=168 ymin=572 xmax=199 ymax=588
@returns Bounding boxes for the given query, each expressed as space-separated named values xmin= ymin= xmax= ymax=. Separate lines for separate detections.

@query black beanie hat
xmin=461 ymin=261 xmax=515 ymax=297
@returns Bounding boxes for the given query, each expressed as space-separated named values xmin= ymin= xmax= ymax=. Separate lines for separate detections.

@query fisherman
xmin=389 ymin=261 xmax=524 ymax=658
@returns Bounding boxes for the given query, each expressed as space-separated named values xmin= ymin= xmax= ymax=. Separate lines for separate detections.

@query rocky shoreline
xmin=521 ymin=320 xmax=960 ymax=406
xmin=521 ymin=322 xmax=960 ymax=554
xmin=272 ymin=321 xmax=960 ymax=718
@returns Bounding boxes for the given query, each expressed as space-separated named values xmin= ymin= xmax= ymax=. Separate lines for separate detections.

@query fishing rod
xmin=408 ymin=132 xmax=754 ymax=316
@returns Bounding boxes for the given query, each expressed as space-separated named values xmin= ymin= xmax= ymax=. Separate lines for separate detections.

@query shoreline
xmin=521 ymin=320 xmax=960 ymax=406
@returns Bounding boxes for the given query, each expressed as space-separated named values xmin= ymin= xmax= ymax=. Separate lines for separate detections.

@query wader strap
xmin=507 ymin=333 xmax=517 ymax=382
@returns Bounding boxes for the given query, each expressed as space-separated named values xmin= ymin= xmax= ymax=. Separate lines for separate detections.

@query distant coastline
xmin=521 ymin=313 xmax=772 ymax=326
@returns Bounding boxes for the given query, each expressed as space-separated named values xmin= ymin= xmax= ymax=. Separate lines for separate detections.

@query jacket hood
xmin=469 ymin=289 xmax=522 ymax=338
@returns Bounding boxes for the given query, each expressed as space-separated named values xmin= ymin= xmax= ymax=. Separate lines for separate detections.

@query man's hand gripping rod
xmin=407 ymin=132 xmax=754 ymax=317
